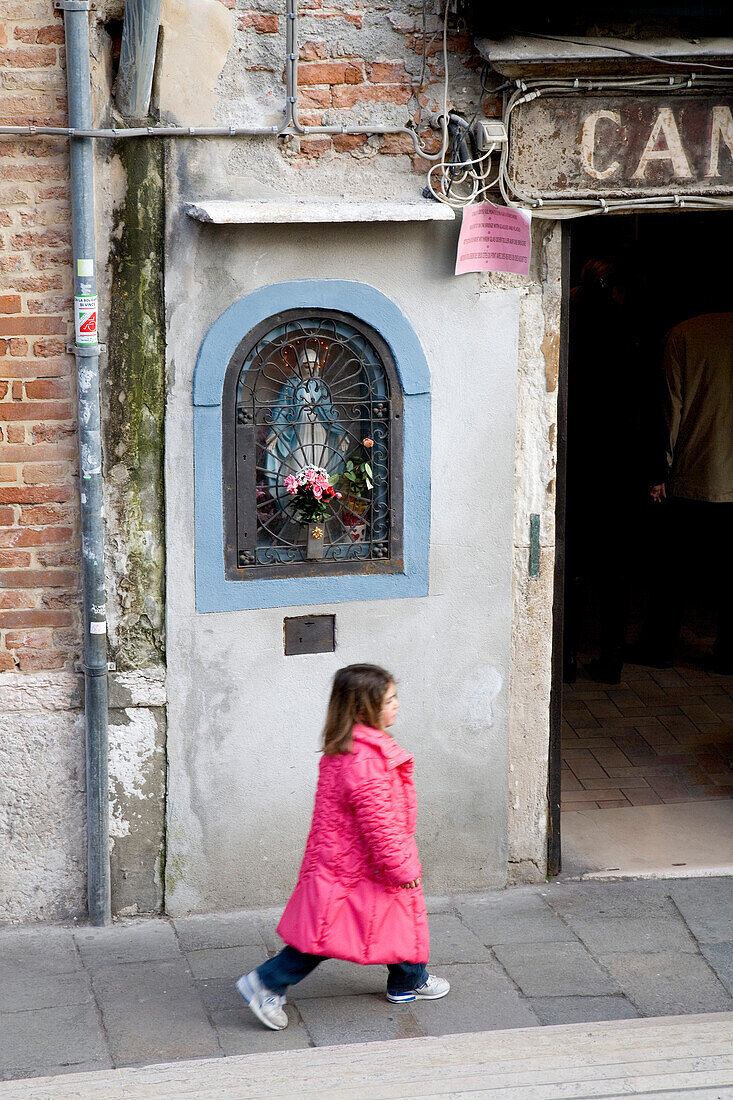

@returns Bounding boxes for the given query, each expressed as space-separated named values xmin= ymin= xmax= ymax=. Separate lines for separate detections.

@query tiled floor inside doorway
xmin=561 ymin=661 xmax=733 ymax=877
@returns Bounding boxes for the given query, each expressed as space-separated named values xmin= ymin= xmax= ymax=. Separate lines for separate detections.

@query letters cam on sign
xmin=455 ymin=201 xmax=532 ymax=277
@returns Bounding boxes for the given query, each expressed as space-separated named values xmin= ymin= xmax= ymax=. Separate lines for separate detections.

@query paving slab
xmin=544 ymin=879 xmax=672 ymax=919
xmin=173 ymin=911 xmax=265 ymax=952
xmin=0 ymin=967 xmax=93 ymax=1012
xmin=74 ymin=920 xmax=180 ymax=969
xmin=410 ymin=963 xmax=539 ymax=1035
xmin=668 ymin=878 xmax=733 ymax=944
xmin=699 ymin=943 xmax=733 ymax=996
xmin=183 ymin=945 xmax=264 ymax=981
xmin=424 ymin=912 xmax=492 ymax=964
xmin=90 ymin=959 xmax=221 ymax=1066
xmin=0 ymin=927 xmax=80 ymax=974
xmin=527 ymin=995 xmax=640 ymax=1025
xmin=0 ymin=1004 xmax=109 ymax=1077
xmin=456 ymin=890 xmax=577 ymax=946
xmin=272 ymin=959 xmax=389 ymax=1000
xmin=560 ymin=803 xmax=733 ymax=879
xmin=194 ymin=977 xmax=249 ymax=1013
xmin=424 ymin=895 xmax=456 ymax=914
xmin=211 ymin=1005 xmax=312 ymax=1055
xmin=560 ymin=914 xmax=698 ymax=955
xmin=295 ymin=994 xmax=424 ymax=1046
xmin=493 ymin=941 xmax=619 ymax=997
xmin=0 ymin=1060 xmax=112 ymax=1084
xmin=598 ymin=950 xmax=733 ymax=1016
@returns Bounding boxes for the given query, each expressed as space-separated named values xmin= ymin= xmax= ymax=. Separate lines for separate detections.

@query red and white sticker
xmin=74 ymin=294 xmax=98 ymax=346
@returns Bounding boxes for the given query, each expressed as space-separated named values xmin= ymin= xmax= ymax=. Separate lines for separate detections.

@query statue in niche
xmin=263 ymin=342 xmax=350 ymax=513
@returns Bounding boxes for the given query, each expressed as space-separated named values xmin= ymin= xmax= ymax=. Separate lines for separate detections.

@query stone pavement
xmin=562 ymin=660 xmax=733 ymax=811
xmin=1 ymin=876 xmax=732 ymax=1083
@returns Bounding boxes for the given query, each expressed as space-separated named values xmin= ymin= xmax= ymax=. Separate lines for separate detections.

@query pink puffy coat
xmin=277 ymin=723 xmax=430 ymax=965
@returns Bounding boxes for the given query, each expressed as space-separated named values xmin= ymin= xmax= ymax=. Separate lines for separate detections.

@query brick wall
xmin=226 ymin=0 xmax=483 ymax=166
xmin=0 ymin=2 xmax=80 ymax=673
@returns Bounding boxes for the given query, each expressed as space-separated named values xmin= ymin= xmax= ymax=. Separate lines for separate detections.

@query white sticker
xmin=90 ymin=620 xmax=107 ymax=634
xmin=74 ymin=294 xmax=98 ymax=346
xmin=77 ymin=258 xmax=94 ymax=277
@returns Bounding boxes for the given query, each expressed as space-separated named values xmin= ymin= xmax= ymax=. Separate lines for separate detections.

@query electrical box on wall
xmin=475 ymin=119 xmax=508 ymax=153
xmin=284 ymin=614 xmax=336 ymax=655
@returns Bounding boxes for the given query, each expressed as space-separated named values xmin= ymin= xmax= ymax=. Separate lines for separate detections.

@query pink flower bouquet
xmin=284 ymin=465 xmax=342 ymax=524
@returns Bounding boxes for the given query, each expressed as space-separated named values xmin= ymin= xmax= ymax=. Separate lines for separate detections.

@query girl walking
xmin=236 ymin=663 xmax=449 ymax=1030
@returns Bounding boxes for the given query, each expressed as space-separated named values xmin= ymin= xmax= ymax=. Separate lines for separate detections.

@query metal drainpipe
xmin=59 ymin=0 xmax=111 ymax=926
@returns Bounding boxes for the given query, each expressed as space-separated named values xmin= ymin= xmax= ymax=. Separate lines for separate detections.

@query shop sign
xmin=508 ymin=96 xmax=733 ymax=198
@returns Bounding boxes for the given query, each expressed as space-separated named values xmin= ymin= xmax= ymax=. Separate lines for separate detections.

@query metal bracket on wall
xmin=54 ymin=2 xmax=93 ymax=11
xmin=67 ymin=343 xmax=106 ymax=355
xmin=529 ymin=513 xmax=540 ymax=576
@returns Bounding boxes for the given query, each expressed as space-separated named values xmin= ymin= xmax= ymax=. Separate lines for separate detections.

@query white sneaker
xmin=236 ymin=970 xmax=288 ymax=1030
xmin=386 ymin=973 xmax=450 ymax=1003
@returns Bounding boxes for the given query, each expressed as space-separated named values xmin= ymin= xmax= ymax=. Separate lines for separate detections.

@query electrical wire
xmin=497 ymin=72 xmax=733 ymax=218
xmin=438 ymin=2 xmax=451 ymax=162
xmin=426 ymin=141 xmax=501 ymax=207
xmin=467 ymin=63 xmax=512 ymax=131
xmin=522 ymin=32 xmax=733 ymax=74
xmin=413 ymin=0 xmax=441 ymax=136
xmin=425 ymin=65 xmax=733 ymax=215
xmin=424 ymin=5 xmax=502 ymax=210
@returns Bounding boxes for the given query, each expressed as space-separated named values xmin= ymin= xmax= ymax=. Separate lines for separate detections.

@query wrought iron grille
xmin=222 ymin=309 xmax=403 ymax=580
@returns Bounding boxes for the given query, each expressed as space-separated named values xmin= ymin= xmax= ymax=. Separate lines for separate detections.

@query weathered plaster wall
xmin=164 ymin=216 xmax=520 ymax=913
xmin=156 ymin=0 xmax=558 ymax=911
xmin=0 ymin=668 xmax=166 ymax=924
xmin=502 ymin=222 xmax=562 ymax=882
xmin=104 ymin=135 xmax=166 ymax=671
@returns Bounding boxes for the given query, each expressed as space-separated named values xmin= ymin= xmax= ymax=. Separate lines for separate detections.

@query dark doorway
xmin=551 ymin=212 xmax=733 ymax=878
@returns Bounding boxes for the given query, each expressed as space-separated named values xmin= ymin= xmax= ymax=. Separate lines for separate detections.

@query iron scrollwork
xmin=226 ymin=311 xmax=403 ymax=578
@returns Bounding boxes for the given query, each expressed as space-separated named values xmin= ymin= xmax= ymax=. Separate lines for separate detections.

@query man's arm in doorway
xmin=647 ymin=330 xmax=684 ymax=502
xmin=661 ymin=329 xmax=684 ymax=477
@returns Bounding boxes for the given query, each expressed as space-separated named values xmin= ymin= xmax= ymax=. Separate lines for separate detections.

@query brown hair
xmin=321 ymin=663 xmax=393 ymax=755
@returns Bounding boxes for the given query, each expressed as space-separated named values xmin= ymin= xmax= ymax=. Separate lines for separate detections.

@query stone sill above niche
xmin=184 ymin=199 xmax=455 ymax=224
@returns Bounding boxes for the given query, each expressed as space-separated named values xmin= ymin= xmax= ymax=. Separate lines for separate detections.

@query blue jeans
xmin=256 ymin=945 xmax=428 ymax=996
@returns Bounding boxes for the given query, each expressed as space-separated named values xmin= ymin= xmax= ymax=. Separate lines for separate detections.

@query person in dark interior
xmin=564 ymin=256 xmax=655 ymax=685
xmin=630 ymin=312 xmax=733 ymax=673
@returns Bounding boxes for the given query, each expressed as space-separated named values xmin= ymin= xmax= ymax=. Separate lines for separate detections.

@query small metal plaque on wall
xmin=284 ymin=614 xmax=335 ymax=655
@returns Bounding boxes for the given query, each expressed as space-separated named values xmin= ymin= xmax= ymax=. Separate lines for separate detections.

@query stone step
xmin=4 ymin=1012 xmax=733 ymax=1099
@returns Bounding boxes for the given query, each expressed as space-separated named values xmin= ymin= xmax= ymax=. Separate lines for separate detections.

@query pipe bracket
xmin=54 ymin=1 xmax=92 ymax=9
xmin=67 ymin=342 xmax=106 ymax=355
xmin=82 ymin=663 xmax=109 ymax=678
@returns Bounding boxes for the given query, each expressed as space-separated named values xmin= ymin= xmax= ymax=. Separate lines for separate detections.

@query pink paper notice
xmin=455 ymin=201 xmax=532 ymax=276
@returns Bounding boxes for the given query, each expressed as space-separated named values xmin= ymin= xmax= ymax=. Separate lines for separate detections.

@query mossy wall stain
xmin=105 ymin=135 xmax=166 ymax=670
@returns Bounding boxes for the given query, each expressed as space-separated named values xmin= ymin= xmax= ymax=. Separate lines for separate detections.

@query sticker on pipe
xmin=74 ymin=294 xmax=98 ymax=346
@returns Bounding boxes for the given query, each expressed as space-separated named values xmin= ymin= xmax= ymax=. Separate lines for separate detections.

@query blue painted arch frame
xmin=193 ymin=280 xmax=431 ymax=612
